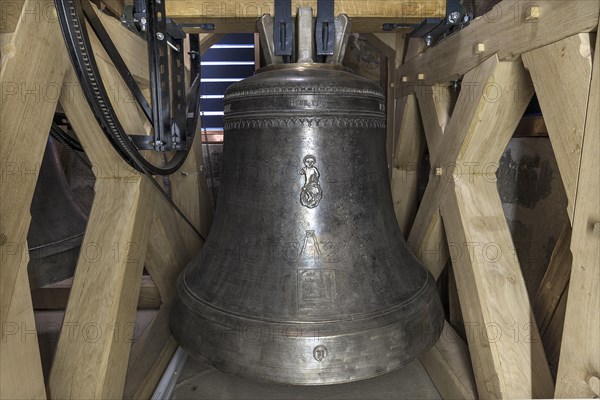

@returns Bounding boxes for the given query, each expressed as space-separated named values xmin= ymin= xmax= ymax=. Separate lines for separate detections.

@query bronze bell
xmin=170 ymin=8 xmax=444 ymax=385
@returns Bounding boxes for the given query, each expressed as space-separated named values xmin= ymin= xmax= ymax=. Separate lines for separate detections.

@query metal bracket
xmin=130 ymin=134 xmax=155 ymax=150
xmin=382 ymin=0 xmax=472 ymax=47
xmin=145 ymin=0 xmax=190 ymax=151
xmin=315 ymin=0 xmax=335 ymax=56
xmin=273 ymin=0 xmax=293 ymax=56
xmin=133 ymin=0 xmax=148 ymax=31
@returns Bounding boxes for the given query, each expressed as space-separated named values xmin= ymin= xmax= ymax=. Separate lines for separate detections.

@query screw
xmin=448 ymin=11 xmax=461 ymax=24
xmin=156 ymin=32 xmax=164 ymax=40
xmin=424 ymin=34 xmax=433 ymax=47
xmin=435 ymin=167 xmax=443 ymax=176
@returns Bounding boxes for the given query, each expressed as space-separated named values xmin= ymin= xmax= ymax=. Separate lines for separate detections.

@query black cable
xmin=49 ymin=122 xmax=93 ymax=169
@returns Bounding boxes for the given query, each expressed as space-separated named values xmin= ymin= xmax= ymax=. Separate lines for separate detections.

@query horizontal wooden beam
xmin=396 ymin=0 xmax=600 ymax=85
xmin=31 ymin=276 xmax=162 ymax=310
xmin=512 ymin=115 xmax=547 ymax=137
xmin=167 ymin=0 xmax=445 ymax=33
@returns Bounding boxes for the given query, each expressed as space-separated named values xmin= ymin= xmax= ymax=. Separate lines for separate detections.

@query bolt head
xmin=424 ymin=35 xmax=433 ymax=47
xmin=156 ymin=32 xmax=165 ymax=40
xmin=448 ymin=11 xmax=461 ymax=24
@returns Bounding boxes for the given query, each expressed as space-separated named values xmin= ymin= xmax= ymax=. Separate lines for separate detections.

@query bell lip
xmin=169 ymin=274 xmax=444 ymax=385
xmin=255 ymin=63 xmax=353 ymax=75
xmin=184 ymin=351 xmax=420 ymax=387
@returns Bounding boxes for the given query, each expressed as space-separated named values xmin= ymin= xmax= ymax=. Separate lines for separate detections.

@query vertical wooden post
xmin=555 ymin=28 xmax=600 ymax=399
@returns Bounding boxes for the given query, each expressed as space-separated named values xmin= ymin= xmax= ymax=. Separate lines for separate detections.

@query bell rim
xmin=170 ymin=274 xmax=444 ymax=385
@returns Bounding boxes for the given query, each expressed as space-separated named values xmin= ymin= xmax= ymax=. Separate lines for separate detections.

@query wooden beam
xmin=90 ymin=4 xmax=212 ymax=256
xmin=408 ymin=193 xmax=449 ymax=280
xmin=124 ymin=305 xmax=177 ymax=399
xmin=363 ymin=33 xmax=397 ymax=58
xmin=390 ymin=94 xmax=425 ymax=237
xmin=0 ymin=0 xmax=25 ymax=33
xmin=408 ymin=55 xmax=533 ymax=280
xmin=168 ymin=1 xmax=445 ymax=33
xmin=31 ymin=276 xmax=162 ymax=309
xmin=522 ymin=33 xmax=593 ymax=222
xmin=512 ymin=115 xmax=548 ymax=138
xmin=532 ymin=224 xmax=572 ymax=338
xmin=533 ymin=225 xmax=572 ymax=379
xmin=169 ymin=131 xmax=213 ymax=251
xmin=200 ymin=32 xmax=224 ymax=54
xmin=397 ymin=0 xmax=600 ymax=85
xmin=0 ymin=0 xmax=67 ymax=351
xmin=145 ymin=197 xmax=194 ymax=303
xmin=414 ymin=84 xmax=453 ymax=162
xmin=390 ymin=93 xmax=476 ymax=400
xmin=98 ymin=0 xmax=124 ymax=17
xmin=0 ymin=245 xmax=46 ymax=399
xmin=555 ymin=27 xmax=600 ymax=399
xmin=403 ymin=36 xmax=426 ymax=63
xmin=49 ymin=177 xmax=155 ymax=399
xmin=420 ymin=322 xmax=477 ymax=400
xmin=50 ymin=61 xmax=154 ymax=399
xmin=409 ymin=56 xmax=551 ymax=398
xmin=442 ymin=178 xmax=554 ymax=398
xmin=385 ymin=54 xmax=395 ymax=178
xmin=92 ymin=6 xmax=150 ymax=87
xmin=544 ymin=287 xmax=568 ymax=379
